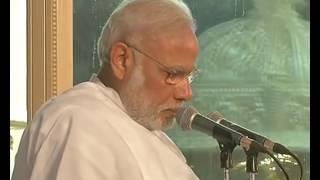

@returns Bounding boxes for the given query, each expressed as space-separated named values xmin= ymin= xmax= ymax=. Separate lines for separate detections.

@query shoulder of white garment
xmin=33 ymin=77 xmax=126 ymax=121
xmin=17 ymin=76 xmax=200 ymax=180
xmin=18 ymin=81 xmax=145 ymax=180
xmin=152 ymin=130 xmax=187 ymax=163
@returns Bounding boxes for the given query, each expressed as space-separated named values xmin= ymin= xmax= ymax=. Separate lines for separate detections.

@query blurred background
xmin=11 ymin=0 xmax=309 ymax=179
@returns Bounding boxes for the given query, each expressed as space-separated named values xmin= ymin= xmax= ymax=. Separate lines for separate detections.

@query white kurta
xmin=12 ymin=74 xmax=199 ymax=180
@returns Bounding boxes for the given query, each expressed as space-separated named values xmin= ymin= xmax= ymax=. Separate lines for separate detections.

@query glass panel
xmin=73 ymin=0 xmax=120 ymax=84
xmin=73 ymin=0 xmax=310 ymax=179
xmin=166 ymin=0 xmax=310 ymax=179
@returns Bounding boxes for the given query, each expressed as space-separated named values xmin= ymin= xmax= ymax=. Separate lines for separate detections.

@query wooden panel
xmin=27 ymin=0 xmax=73 ymax=122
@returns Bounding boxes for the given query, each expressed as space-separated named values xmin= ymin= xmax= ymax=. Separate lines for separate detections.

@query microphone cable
xmin=274 ymin=145 xmax=304 ymax=180
xmin=252 ymin=141 xmax=290 ymax=180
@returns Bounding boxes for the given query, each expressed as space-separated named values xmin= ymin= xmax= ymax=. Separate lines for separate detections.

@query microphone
xmin=207 ymin=111 xmax=290 ymax=155
xmin=176 ymin=106 xmax=266 ymax=153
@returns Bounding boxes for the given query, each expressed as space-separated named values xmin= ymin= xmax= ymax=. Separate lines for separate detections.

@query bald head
xmin=97 ymin=0 xmax=197 ymax=66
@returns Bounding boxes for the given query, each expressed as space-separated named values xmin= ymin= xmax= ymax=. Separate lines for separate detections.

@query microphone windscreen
xmin=176 ymin=106 xmax=198 ymax=130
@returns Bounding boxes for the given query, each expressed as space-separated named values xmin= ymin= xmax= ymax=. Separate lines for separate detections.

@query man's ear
xmin=109 ymin=42 xmax=134 ymax=80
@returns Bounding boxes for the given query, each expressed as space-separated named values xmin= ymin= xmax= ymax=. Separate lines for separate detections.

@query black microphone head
xmin=176 ymin=106 xmax=199 ymax=130
xmin=207 ymin=111 xmax=225 ymax=122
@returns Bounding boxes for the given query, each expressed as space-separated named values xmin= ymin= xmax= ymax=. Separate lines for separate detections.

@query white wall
xmin=10 ymin=0 xmax=27 ymax=122
xmin=10 ymin=0 xmax=27 ymax=178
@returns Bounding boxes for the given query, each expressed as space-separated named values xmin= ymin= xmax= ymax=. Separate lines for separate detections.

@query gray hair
xmin=97 ymin=0 xmax=197 ymax=66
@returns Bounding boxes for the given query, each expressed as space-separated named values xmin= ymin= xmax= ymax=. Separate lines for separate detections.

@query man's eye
xmin=168 ymin=70 xmax=181 ymax=78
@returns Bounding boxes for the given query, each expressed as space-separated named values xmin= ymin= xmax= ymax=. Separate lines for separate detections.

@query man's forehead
xmin=144 ymin=27 xmax=198 ymax=50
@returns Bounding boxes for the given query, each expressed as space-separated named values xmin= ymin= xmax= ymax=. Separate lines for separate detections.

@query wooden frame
xmin=27 ymin=0 xmax=73 ymax=122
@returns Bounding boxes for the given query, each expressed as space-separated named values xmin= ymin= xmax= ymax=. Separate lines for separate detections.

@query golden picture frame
xmin=27 ymin=0 xmax=73 ymax=121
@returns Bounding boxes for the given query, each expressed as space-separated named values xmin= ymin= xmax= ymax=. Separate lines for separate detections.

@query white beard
xmin=119 ymin=64 xmax=175 ymax=130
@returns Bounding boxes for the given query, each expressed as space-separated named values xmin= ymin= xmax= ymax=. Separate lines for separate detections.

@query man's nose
xmin=174 ymin=79 xmax=193 ymax=101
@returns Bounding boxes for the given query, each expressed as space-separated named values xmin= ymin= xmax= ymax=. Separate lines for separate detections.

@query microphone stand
xmin=244 ymin=148 xmax=259 ymax=180
xmin=218 ymin=142 xmax=236 ymax=180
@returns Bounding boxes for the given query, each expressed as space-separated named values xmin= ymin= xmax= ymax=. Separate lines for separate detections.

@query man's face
xmin=120 ymin=28 xmax=199 ymax=131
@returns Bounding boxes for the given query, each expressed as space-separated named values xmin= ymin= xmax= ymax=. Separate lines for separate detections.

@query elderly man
xmin=12 ymin=0 xmax=200 ymax=179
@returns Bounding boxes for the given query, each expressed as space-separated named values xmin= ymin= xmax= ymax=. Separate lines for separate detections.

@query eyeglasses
xmin=128 ymin=45 xmax=199 ymax=85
